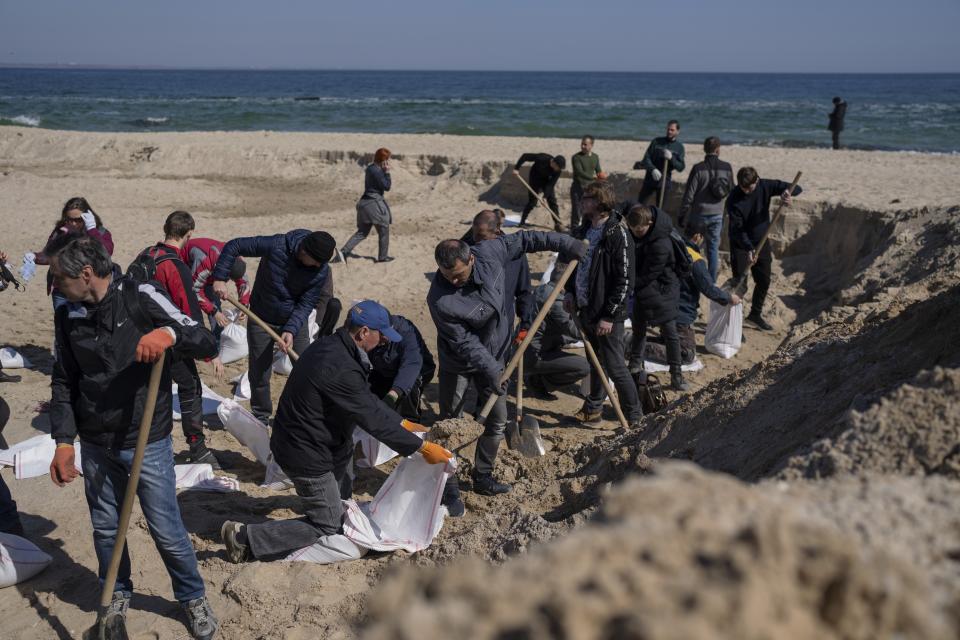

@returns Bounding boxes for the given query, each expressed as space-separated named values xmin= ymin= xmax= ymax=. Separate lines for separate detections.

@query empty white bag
xmin=175 ymin=463 xmax=240 ymax=493
xmin=0 ymin=347 xmax=30 ymax=369
xmin=172 ymin=383 xmax=226 ymax=421
xmin=705 ymin=300 xmax=743 ymax=359
xmin=0 ymin=533 xmax=52 ymax=588
xmin=272 ymin=350 xmax=294 ymax=376
xmin=218 ymin=322 xmax=248 ymax=364
xmin=216 ymin=399 xmax=290 ymax=489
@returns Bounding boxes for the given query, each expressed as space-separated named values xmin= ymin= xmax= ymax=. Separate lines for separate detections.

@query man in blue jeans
xmin=679 ymin=136 xmax=734 ymax=283
xmin=45 ymin=234 xmax=220 ymax=639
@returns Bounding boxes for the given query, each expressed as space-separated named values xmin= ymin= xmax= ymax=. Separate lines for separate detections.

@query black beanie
xmin=301 ymin=231 xmax=337 ymax=264
xmin=552 ymin=155 xmax=566 ymax=170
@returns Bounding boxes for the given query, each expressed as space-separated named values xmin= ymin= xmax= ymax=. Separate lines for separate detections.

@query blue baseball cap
xmin=348 ymin=300 xmax=402 ymax=342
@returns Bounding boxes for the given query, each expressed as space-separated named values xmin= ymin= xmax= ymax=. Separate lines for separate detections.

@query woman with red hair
xmin=341 ymin=147 xmax=394 ymax=263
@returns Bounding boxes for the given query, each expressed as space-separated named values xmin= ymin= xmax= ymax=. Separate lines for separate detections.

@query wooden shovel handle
xmin=514 ymin=171 xmax=565 ymax=230
xmin=225 ymin=296 xmax=299 ymax=361
xmin=572 ymin=315 xmax=630 ymax=431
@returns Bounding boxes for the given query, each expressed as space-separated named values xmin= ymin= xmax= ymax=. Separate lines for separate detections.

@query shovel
xmin=571 ymin=315 xmax=630 ymax=431
xmin=225 ymin=296 xmax=299 ymax=361
xmin=454 ymin=258 xmax=578 ymax=458
xmin=514 ymin=171 xmax=566 ymax=231
xmin=505 ymin=356 xmax=546 ymax=457
xmin=657 ymin=156 xmax=669 ymax=209
xmin=724 ymin=171 xmax=803 ymax=297
xmin=84 ymin=353 xmax=166 ymax=640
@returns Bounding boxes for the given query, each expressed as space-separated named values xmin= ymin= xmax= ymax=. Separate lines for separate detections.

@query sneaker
xmin=745 ymin=313 xmax=773 ymax=331
xmin=670 ymin=372 xmax=690 ymax=392
xmin=105 ymin=590 xmax=131 ymax=619
xmin=176 ymin=441 xmax=222 ymax=470
xmin=627 ymin=359 xmax=645 ymax=375
xmin=573 ymin=408 xmax=602 ymax=425
xmin=182 ymin=596 xmax=219 ymax=640
xmin=375 ymin=256 xmax=395 ymax=263
xmin=220 ymin=521 xmax=251 ymax=563
xmin=471 ymin=473 xmax=512 ymax=496
xmin=97 ymin=591 xmax=131 ymax=637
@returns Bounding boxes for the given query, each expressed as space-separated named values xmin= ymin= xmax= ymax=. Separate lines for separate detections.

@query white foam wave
xmin=4 ymin=115 xmax=41 ymax=127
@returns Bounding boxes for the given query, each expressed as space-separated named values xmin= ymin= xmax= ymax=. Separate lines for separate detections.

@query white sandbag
xmin=272 ymin=349 xmax=294 ymax=376
xmin=705 ymin=300 xmax=743 ymax=359
xmin=175 ymin=464 xmax=240 ymax=493
xmin=14 ymin=440 xmax=82 ymax=480
xmin=642 ymin=359 xmax=706 ymax=374
xmin=0 ymin=347 xmax=30 ymax=369
xmin=0 ymin=533 xmax=52 ymax=588
xmin=172 ymin=383 xmax=226 ymax=421
xmin=353 ymin=428 xmax=425 ymax=469
xmin=216 ymin=399 xmax=291 ymax=489
xmin=231 ymin=371 xmax=251 ymax=401
xmin=218 ymin=322 xmax=248 ymax=364
xmin=0 ymin=434 xmax=51 ymax=467
xmin=284 ymin=533 xmax=368 ymax=564
xmin=539 ymin=252 xmax=559 ymax=285
xmin=307 ymin=308 xmax=319 ymax=343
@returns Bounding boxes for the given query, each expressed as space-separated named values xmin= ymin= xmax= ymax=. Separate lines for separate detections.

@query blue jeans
xmin=694 ymin=213 xmax=724 ymax=284
xmin=80 ymin=436 xmax=205 ymax=602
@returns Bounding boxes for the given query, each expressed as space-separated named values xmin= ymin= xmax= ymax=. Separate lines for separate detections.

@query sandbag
xmin=272 ymin=349 xmax=294 ymax=376
xmin=705 ymin=300 xmax=743 ymax=359
xmin=175 ymin=463 xmax=240 ymax=493
xmin=0 ymin=533 xmax=52 ymax=588
xmin=307 ymin=308 xmax=319 ymax=343
xmin=231 ymin=371 xmax=251 ymax=401
xmin=218 ymin=322 xmax=248 ymax=364
xmin=0 ymin=347 xmax=30 ymax=369
xmin=216 ymin=399 xmax=290 ymax=489
xmin=172 ymin=383 xmax=225 ymax=421
xmin=13 ymin=439 xmax=82 ymax=480
xmin=0 ymin=434 xmax=50 ymax=467
xmin=284 ymin=533 xmax=367 ymax=565
xmin=642 ymin=359 xmax=705 ymax=373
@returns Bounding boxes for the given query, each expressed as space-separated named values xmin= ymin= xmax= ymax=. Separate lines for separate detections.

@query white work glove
xmin=81 ymin=210 xmax=97 ymax=230
xmin=651 ymin=168 xmax=663 ymax=182
xmin=20 ymin=252 xmax=36 ymax=282
xmin=662 ymin=149 xmax=673 ymax=160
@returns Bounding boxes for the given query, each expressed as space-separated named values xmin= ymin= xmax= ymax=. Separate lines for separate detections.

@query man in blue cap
xmin=220 ymin=300 xmax=452 ymax=563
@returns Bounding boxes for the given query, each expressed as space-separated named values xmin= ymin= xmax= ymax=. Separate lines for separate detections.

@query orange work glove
xmin=419 ymin=441 xmax=453 ymax=465
xmin=513 ymin=328 xmax=529 ymax=346
xmin=597 ymin=171 xmax=608 ymax=181
xmin=50 ymin=444 xmax=80 ymax=486
xmin=401 ymin=419 xmax=429 ymax=433
xmin=135 ymin=328 xmax=175 ymax=362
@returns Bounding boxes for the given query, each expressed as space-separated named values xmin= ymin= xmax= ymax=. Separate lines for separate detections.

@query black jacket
xmin=726 ymin=179 xmax=803 ymax=251
xmin=566 ymin=210 xmax=634 ymax=326
xmin=51 ymin=277 xmax=218 ymax=448
xmin=515 ymin=153 xmax=561 ymax=189
xmin=677 ymin=240 xmax=731 ymax=326
xmin=828 ymin=101 xmax=847 ymax=132
xmin=367 ymin=314 xmax=436 ymax=396
xmin=270 ymin=327 xmax=423 ymax=477
xmin=631 ymin=206 xmax=679 ymax=325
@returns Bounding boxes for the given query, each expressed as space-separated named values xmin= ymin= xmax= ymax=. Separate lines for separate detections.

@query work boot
xmin=182 ymin=596 xmax=219 ymax=640
xmin=441 ymin=479 xmax=465 ymax=517
xmin=0 ymin=370 xmax=21 ymax=383
xmin=176 ymin=438 xmax=222 ymax=470
xmin=627 ymin=358 xmax=644 ymax=376
xmin=745 ymin=312 xmax=773 ymax=331
xmin=472 ymin=472 xmax=511 ymax=496
xmin=375 ymin=256 xmax=395 ymax=263
xmin=670 ymin=370 xmax=690 ymax=392
xmin=573 ymin=407 xmax=602 ymax=426
xmin=220 ymin=521 xmax=251 ymax=563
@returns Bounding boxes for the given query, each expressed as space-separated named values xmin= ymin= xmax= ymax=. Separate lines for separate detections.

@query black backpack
xmin=122 ymin=245 xmax=181 ymax=333
xmin=669 ymin=230 xmax=693 ymax=279
xmin=706 ymin=159 xmax=731 ymax=200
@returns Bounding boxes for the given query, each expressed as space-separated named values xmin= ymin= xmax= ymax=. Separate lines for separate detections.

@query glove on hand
xmin=136 ymin=328 xmax=174 ymax=362
xmin=419 ymin=441 xmax=453 ymax=465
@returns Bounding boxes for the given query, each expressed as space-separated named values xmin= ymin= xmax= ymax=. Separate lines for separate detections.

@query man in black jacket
xmin=220 ymin=302 xmax=452 ymax=563
xmin=45 ymin=234 xmax=220 ymax=640
xmin=564 ymin=181 xmax=642 ymax=426
xmin=725 ymin=167 xmax=803 ymax=330
xmin=829 ymin=97 xmax=847 ymax=150
xmin=513 ymin=153 xmax=566 ymax=230
xmin=635 ymin=120 xmax=686 ymax=205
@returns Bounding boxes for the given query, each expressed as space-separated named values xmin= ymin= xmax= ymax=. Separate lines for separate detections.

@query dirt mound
xmin=361 ymin=463 xmax=960 ymax=640
xmin=780 ymin=366 xmax=960 ymax=479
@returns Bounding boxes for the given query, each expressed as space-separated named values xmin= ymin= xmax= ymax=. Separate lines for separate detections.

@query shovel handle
xmin=99 ymin=353 xmax=166 ymax=608
xmin=225 ymin=296 xmax=299 ymax=361
xmin=752 ymin=171 xmax=803 ymax=257
xmin=514 ymin=171 xmax=565 ymax=230
xmin=572 ymin=315 xmax=631 ymax=431
xmin=475 ymin=258 xmax=578 ymax=425
xmin=657 ymin=156 xmax=669 ymax=209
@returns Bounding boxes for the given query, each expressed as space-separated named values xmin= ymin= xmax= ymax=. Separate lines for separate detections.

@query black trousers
xmin=170 ymin=355 xmax=204 ymax=442
xmin=521 ymin=180 xmax=561 ymax=230
xmin=831 ymin=130 xmax=841 ymax=150
xmin=569 ymin=181 xmax=585 ymax=230
xmin=247 ymin=320 xmax=311 ymax=423
xmin=342 ymin=223 xmax=390 ymax=261
xmin=580 ymin=316 xmax=642 ymax=422
xmin=637 ymin=176 xmax=672 ymax=206
xmin=629 ymin=317 xmax=683 ymax=373
xmin=731 ymin=242 xmax=773 ymax=316
xmin=642 ymin=323 xmax=696 ymax=366
xmin=316 ymin=297 xmax=342 ymax=338
xmin=528 ymin=350 xmax=590 ymax=389
xmin=369 ymin=363 xmax=435 ymax=422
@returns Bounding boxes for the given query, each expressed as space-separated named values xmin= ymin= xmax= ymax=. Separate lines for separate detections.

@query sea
xmin=1 ymin=69 xmax=958 ymax=153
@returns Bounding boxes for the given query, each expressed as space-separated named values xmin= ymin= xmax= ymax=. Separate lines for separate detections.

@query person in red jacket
xmin=138 ymin=211 xmax=219 ymax=467
xmin=181 ymin=237 xmax=250 ymax=336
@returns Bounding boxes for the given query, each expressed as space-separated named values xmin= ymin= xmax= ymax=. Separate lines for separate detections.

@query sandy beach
xmin=1 ymin=126 xmax=958 ymax=639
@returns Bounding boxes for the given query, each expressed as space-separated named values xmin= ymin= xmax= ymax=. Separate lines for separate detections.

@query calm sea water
xmin=1 ymin=69 xmax=958 ymax=153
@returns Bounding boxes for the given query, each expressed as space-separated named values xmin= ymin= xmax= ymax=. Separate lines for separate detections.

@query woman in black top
xmin=341 ymin=147 xmax=394 ymax=262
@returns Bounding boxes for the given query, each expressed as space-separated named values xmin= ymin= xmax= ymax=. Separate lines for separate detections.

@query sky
xmin=1 ymin=0 xmax=958 ymax=73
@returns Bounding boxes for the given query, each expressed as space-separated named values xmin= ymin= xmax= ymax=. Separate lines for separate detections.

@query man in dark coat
xmin=828 ymin=97 xmax=847 ymax=150
xmin=564 ymin=181 xmax=642 ymax=425
xmin=513 ymin=153 xmax=566 ymax=230
xmin=220 ymin=302 xmax=452 ymax=563
xmin=211 ymin=229 xmax=337 ymax=424
xmin=725 ymin=167 xmax=803 ymax=331
xmin=625 ymin=204 xmax=688 ymax=391
xmin=634 ymin=120 xmax=686 ymax=206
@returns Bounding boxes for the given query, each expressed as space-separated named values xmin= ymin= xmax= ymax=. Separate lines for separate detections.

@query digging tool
xmin=506 ymin=355 xmax=546 ymax=457
xmin=453 ymin=259 xmax=578 ymax=457
xmin=724 ymin=171 xmax=803 ymax=297
xmin=514 ymin=171 xmax=566 ymax=231
xmin=571 ymin=315 xmax=631 ymax=431
xmin=225 ymin=295 xmax=299 ymax=361
xmin=84 ymin=354 xmax=165 ymax=640
xmin=657 ymin=156 xmax=669 ymax=209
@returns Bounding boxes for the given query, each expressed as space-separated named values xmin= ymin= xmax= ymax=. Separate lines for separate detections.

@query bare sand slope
xmin=0 ymin=129 xmax=958 ymax=639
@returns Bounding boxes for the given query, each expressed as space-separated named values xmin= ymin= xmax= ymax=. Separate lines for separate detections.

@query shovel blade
xmin=83 ymin=613 xmax=129 ymax=640
xmin=505 ymin=420 xmax=521 ymax=450
xmin=721 ymin=275 xmax=749 ymax=298
xmin=518 ymin=414 xmax=546 ymax=457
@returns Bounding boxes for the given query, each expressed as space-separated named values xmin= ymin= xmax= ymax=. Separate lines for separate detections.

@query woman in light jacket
xmin=341 ymin=148 xmax=394 ymax=263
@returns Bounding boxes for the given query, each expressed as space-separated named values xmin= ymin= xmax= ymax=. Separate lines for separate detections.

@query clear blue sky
xmin=1 ymin=0 xmax=957 ymax=73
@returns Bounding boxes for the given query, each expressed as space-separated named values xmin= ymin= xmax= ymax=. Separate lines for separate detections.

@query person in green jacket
xmin=634 ymin=120 xmax=686 ymax=206
xmin=570 ymin=135 xmax=605 ymax=229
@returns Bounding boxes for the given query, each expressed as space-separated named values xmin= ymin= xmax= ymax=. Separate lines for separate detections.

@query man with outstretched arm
xmin=220 ymin=302 xmax=452 ymax=563
xmin=513 ymin=152 xmax=566 ymax=230
xmin=725 ymin=167 xmax=802 ymax=331
xmin=428 ymin=230 xmax=586 ymax=505
xmin=46 ymin=234 xmax=220 ymax=640
xmin=210 ymin=229 xmax=336 ymax=424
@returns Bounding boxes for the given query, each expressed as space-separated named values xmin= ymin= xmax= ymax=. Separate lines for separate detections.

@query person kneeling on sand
xmin=220 ymin=302 xmax=452 ymax=563
xmin=46 ymin=234 xmax=220 ymax=640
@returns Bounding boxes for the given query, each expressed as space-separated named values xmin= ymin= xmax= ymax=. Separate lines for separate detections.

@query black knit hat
xmin=300 ymin=231 xmax=337 ymax=264
xmin=552 ymin=155 xmax=566 ymax=170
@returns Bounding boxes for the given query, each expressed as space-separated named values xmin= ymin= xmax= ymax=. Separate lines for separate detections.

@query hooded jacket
xmin=677 ymin=241 xmax=731 ymax=326
xmin=212 ymin=229 xmax=330 ymax=337
xmin=367 ymin=314 xmax=436 ymax=396
xmin=51 ymin=277 xmax=218 ymax=449
xmin=565 ymin=210 xmax=634 ymax=326
xmin=270 ymin=327 xmax=423 ymax=477
xmin=631 ymin=206 xmax=679 ymax=325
